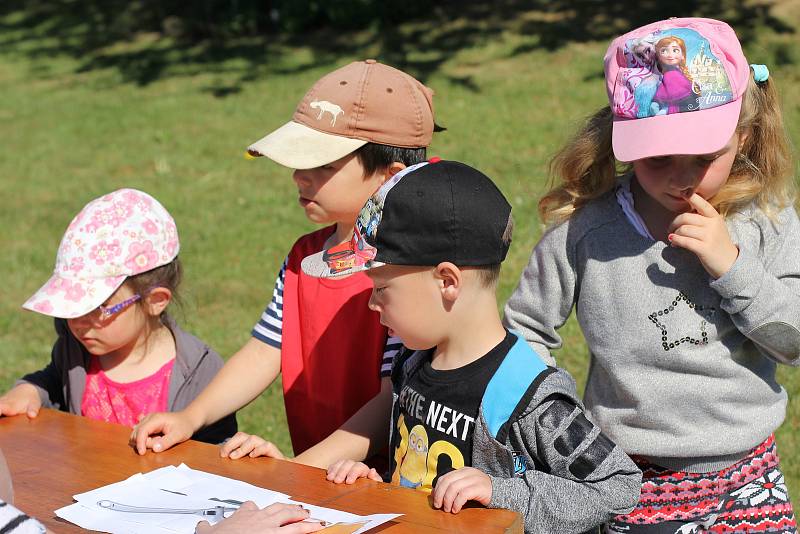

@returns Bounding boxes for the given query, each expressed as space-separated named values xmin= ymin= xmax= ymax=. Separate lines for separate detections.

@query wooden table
xmin=0 ymin=409 xmax=522 ymax=533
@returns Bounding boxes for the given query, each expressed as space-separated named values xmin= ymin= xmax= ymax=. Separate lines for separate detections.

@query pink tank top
xmin=81 ymin=358 xmax=175 ymax=426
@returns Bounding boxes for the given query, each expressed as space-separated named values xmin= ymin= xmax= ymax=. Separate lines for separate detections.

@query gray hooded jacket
xmin=17 ymin=316 xmax=237 ymax=444
xmin=390 ymin=334 xmax=642 ymax=533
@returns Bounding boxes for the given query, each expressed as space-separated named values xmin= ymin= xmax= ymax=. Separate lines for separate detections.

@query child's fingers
xmin=433 ymin=468 xmax=486 ymax=512
xmin=431 ymin=473 xmax=451 ymax=509
xmin=327 ymin=460 xmax=362 ymax=483
xmin=25 ymin=400 xmax=40 ymax=418
xmin=667 ymin=232 xmax=701 ymax=254
xmin=149 ymin=423 xmax=188 ymax=453
xmin=325 ymin=461 xmax=342 ymax=481
xmin=227 ymin=443 xmax=253 ymax=460
xmin=219 ymin=431 xmax=253 ymax=458
xmin=345 ymin=465 xmax=368 ymax=484
xmin=669 ymin=224 xmax=705 ymax=241
xmin=668 ymin=212 xmax=706 ymax=233
xmin=0 ymin=399 xmax=16 ymax=416
xmin=0 ymin=398 xmax=36 ymax=418
xmin=438 ymin=477 xmax=471 ymax=513
xmin=446 ymin=488 xmax=469 ymax=514
xmin=686 ymin=193 xmax=718 ymax=217
xmin=250 ymin=441 xmax=284 ymax=459
xmin=326 ymin=460 xmax=351 ymax=482
xmin=0 ymin=387 xmax=39 ymax=417
xmin=131 ymin=416 xmax=165 ymax=454
xmin=367 ymin=468 xmax=383 ymax=482
xmin=236 ymin=436 xmax=267 ymax=459
xmin=325 ymin=460 xmax=350 ymax=481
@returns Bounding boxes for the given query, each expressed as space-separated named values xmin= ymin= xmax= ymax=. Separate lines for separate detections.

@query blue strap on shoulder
xmin=482 ymin=333 xmax=548 ymax=439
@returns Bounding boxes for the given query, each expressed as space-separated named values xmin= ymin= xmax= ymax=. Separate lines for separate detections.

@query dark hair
xmin=354 ymin=142 xmax=427 ymax=176
xmin=125 ymin=257 xmax=182 ymax=316
xmin=475 ymin=213 xmax=514 ymax=288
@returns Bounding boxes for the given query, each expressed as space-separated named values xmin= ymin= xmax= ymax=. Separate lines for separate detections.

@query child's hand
xmin=0 ymin=384 xmax=42 ymax=418
xmin=129 ymin=411 xmax=194 ymax=455
xmin=432 ymin=467 xmax=492 ymax=513
xmin=220 ymin=432 xmax=287 ymax=460
xmin=326 ymin=460 xmax=382 ymax=484
xmin=668 ymin=193 xmax=739 ymax=279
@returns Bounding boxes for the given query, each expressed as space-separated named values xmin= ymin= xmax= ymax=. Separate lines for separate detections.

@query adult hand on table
xmin=195 ymin=502 xmax=325 ymax=533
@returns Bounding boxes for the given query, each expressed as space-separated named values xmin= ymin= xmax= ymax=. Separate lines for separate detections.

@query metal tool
xmin=97 ymin=500 xmax=237 ymax=518
xmin=208 ymin=497 xmax=244 ymax=507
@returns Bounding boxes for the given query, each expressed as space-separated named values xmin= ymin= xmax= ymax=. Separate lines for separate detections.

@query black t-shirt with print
xmin=389 ymin=330 xmax=515 ymax=492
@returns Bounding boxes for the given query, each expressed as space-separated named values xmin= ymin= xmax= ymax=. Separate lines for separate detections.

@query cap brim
xmin=22 ymin=272 xmax=126 ymax=319
xmin=612 ymin=99 xmax=742 ymax=162
xmin=247 ymin=121 xmax=368 ymax=170
xmin=301 ymin=248 xmax=385 ymax=279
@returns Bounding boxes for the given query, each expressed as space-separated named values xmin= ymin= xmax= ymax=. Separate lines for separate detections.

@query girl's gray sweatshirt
xmin=504 ymin=191 xmax=800 ymax=472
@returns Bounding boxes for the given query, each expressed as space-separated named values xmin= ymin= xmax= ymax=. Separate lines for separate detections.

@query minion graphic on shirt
xmin=391 ymin=384 xmax=472 ymax=493
xmin=399 ymin=424 xmax=429 ymax=488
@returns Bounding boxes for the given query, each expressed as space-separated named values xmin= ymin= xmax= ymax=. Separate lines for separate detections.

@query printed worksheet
xmin=55 ymin=464 xmax=400 ymax=534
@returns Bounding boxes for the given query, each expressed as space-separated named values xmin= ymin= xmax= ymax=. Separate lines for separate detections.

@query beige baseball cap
xmin=247 ymin=59 xmax=435 ymax=170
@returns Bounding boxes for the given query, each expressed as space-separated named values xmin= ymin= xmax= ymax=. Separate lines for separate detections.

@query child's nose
xmin=292 ymin=169 xmax=311 ymax=187
xmin=671 ymin=161 xmax=702 ymax=189
xmin=367 ymin=291 xmax=380 ymax=312
xmin=67 ymin=313 xmax=92 ymax=330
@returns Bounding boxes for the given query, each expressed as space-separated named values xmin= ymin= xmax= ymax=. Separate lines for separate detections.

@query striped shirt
xmin=0 ymin=501 xmax=46 ymax=533
xmin=252 ymin=258 xmax=401 ymax=377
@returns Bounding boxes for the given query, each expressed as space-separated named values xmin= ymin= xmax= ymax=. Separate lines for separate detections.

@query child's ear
xmin=383 ymin=162 xmax=407 ymax=183
xmin=737 ymin=129 xmax=751 ymax=151
xmin=143 ymin=288 xmax=172 ymax=316
xmin=434 ymin=262 xmax=462 ymax=303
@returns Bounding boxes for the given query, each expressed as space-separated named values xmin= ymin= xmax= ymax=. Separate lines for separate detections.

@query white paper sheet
xmin=55 ymin=464 xmax=400 ymax=534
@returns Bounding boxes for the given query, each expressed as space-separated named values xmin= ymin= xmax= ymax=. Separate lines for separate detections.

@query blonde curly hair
xmin=539 ymin=74 xmax=795 ymax=225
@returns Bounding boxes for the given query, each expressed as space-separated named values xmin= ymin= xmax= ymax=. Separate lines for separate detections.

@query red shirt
xmin=281 ymin=227 xmax=388 ymax=454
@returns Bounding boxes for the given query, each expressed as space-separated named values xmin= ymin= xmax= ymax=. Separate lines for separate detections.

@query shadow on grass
xmin=0 ymin=0 xmax=794 ymax=94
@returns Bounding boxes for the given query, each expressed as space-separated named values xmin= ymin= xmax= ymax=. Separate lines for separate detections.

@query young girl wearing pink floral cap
xmin=0 ymin=189 xmax=236 ymax=444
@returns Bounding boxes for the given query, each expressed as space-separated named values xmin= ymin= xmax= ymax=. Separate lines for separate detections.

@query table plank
xmin=0 ymin=410 xmax=522 ymax=533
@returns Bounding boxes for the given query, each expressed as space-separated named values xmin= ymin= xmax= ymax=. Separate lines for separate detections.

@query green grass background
xmin=1 ymin=1 xmax=798 ymax=497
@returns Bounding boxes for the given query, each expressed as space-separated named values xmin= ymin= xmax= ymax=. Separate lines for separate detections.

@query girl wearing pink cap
xmin=0 ymin=189 xmax=236 ymax=444
xmin=505 ymin=18 xmax=798 ymax=533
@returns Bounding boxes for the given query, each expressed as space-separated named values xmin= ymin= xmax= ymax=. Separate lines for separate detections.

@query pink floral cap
xmin=23 ymin=189 xmax=180 ymax=319
xmin=605 ymin=18 xmax=751 ymax=162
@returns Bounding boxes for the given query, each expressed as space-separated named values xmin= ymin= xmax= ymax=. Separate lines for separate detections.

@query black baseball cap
xmin=301 ymin=159 xmax=512 ymax=278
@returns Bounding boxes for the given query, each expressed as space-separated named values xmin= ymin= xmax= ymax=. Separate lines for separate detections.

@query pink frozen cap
xmin=604 ymin=17 xmax=751 ymax=162
xmin=23 ymin=189 xmax=180 ymax=319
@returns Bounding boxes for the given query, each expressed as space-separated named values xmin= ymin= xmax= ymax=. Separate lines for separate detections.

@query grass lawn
xmin=1 ymin=1 xmax=799 ymax=499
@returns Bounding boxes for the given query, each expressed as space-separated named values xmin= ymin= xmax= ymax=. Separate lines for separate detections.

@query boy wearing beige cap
xmin=132 ymin=60 xmax=437 ymax=468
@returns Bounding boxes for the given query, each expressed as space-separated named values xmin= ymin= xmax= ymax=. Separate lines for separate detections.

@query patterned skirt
xmin=605 ymin=435 xmax=796 ymax=533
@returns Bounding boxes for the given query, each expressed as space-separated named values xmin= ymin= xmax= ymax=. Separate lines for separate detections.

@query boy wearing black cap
xmin=303 ymin=160 xmax=642 ymax=533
